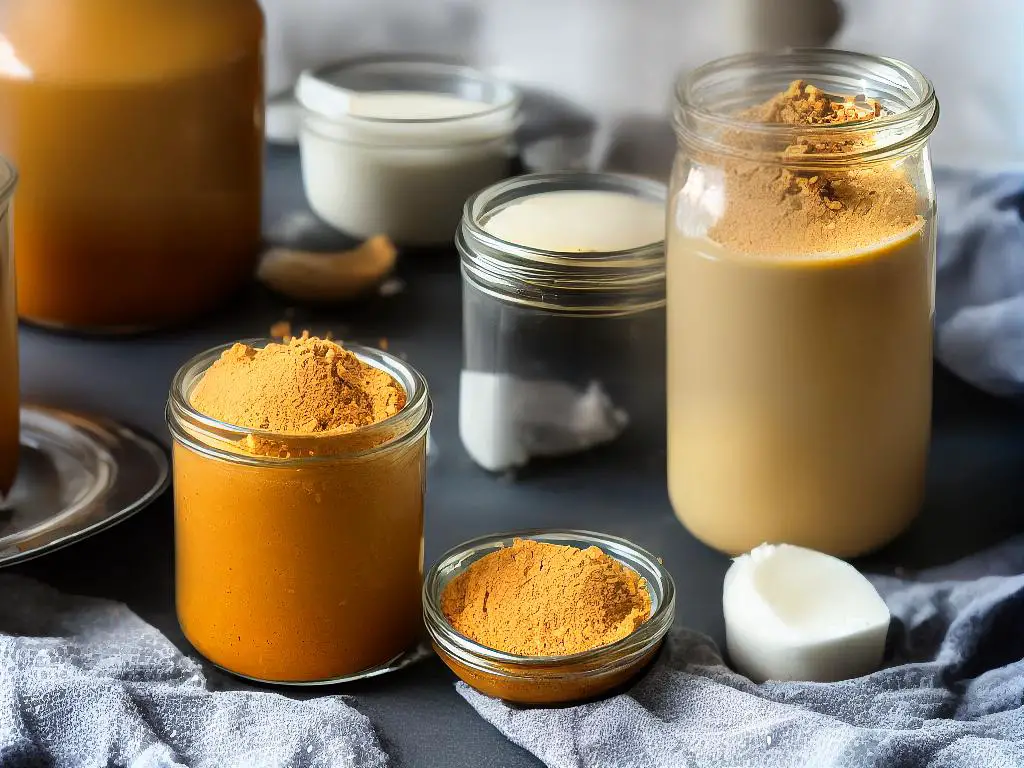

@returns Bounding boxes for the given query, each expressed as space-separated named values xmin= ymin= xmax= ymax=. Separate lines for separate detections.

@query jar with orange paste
xmin=0 ymin=0 xmax=264 ymax=332
xmin=166 ymin=335 xmax=431 ymax=684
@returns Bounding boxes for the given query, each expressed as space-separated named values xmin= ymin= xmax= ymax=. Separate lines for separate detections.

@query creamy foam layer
xmin=483 ymin=190 xmax=664 ymax=253
xmin=347 ymin=91 xmax=494 ymax=120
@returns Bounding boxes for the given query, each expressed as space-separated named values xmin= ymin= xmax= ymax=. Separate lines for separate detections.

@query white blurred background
xmin=260 ymin=0 xmax=1024 ymax=173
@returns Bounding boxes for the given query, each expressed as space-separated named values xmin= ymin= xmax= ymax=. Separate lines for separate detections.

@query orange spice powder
xmin=442 ymin=538 xmax=652 ymax=657
xmin=190 ymin=333 xmax=405 ymax=434
xmin=709 ymin=80 xmax=920 ymax=255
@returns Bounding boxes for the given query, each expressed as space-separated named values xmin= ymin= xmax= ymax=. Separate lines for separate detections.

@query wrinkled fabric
xmin=461 ymin=538 xmax=1024 ymax=768
xmin=0 ymin=575 xmax=390 ymax=768
xmin=834 ymin=0 xmax=1024 ymax=171
xmin=933 ymin=169 xmax=1024 ymax=397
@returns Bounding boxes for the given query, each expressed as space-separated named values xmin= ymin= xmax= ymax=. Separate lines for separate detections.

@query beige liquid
xmin=667 ymin=223 xmax=934 ymax=557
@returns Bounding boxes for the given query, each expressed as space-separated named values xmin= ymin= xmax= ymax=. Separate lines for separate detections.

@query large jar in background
xmin=0 ymin=157 xmax=16 ymax=498
xmin=668 ymin=50 xmax=938 ymax=557
xmin=0 ymin=0 xmax=264 ymax=332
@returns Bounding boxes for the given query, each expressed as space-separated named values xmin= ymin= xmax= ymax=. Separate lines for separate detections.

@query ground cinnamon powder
xmin=190 ymin=332 xmax=405 ymax=434
xmin=441 ymin=539 xmax=652 ymax=657
xmin=709 ymin=80 xmax=920 ymax=255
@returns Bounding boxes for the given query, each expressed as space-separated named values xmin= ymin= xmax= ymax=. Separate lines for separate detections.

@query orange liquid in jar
xmin=0 ymin=0 xmax=264 ymax=331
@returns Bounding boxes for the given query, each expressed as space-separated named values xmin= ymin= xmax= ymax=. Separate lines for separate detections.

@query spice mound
xmin=190 ymin=333 xmax=405 ymax=434
xmin=712 ymin=79 xmax=920 ymax=255
xmin=441 ymin=538 xmax=652 ymax=657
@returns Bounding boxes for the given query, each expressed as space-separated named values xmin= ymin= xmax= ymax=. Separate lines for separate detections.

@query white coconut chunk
xmin=723 ymin=543 xmax=891 ymax=683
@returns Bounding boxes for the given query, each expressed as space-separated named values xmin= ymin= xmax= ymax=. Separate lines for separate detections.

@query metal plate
xmin=0 ymin=405 xmax=169 ymax=566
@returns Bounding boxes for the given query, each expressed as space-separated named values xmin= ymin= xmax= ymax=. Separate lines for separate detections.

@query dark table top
xmin=11 ymin=146 xmax=1024 ymax=768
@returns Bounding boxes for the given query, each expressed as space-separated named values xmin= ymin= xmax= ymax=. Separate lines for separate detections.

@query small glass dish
xmin=423 ymin=529 xmax=675 ymax=705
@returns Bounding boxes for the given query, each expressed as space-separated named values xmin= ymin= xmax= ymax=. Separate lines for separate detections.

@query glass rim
xmin=674 ymin=48 xmax=939 ymax=165
xmin=677 ymin=48 xmax=936 ymax=133
xmin=456 ymin=172 xmax=667 ymax=313
xmin=460 ymin=171 xmax=667 ymax=267
xmin=423 ymin=528 xmax=676 ymax=671
xmin=301 ymin=114 xmax=517 ymax=150
xmin=166 ymin=339 xmax=432 ymax=466
xmin=297 ymin=55 xmax=521 ymax=125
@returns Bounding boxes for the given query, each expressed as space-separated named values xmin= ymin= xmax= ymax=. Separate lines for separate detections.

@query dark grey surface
xmin=10 ymin=147 xmax=1024 ymax=768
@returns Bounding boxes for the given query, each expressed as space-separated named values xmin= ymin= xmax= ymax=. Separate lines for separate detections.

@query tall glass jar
xmin=457 ymin=172 xmax=666 ymax=473
xmin=0 ymin=157 xmax=17 ymax=499
xmin=0 ymin=0 xmax=264 ymax=332
xmin=668 ymin=50 xmax=939 ymax=557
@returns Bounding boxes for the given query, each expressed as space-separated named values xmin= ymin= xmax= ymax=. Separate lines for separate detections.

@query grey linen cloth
xmin=460 ymin=537 xmax=1024 ymax=767
xmin=934 ymin=169 xmax=1024 ymax=397
xmin=0 ymin=574 xmax=390 ymax=768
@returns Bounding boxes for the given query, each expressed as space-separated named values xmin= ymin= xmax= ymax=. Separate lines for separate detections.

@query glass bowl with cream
xmin=456 ymin=172 xmax=667 ymax=473
xmin=296 ymin=57 xmax=520 ymax=246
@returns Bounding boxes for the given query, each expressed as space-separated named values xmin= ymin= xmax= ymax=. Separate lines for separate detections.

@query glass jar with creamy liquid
xmin=668 ymin=50 xmax=938 ymax=557
xmin=0 ymin=0 xmax=264 ymax=332
xmin=457 ymin=172 xmax=667 ymax=474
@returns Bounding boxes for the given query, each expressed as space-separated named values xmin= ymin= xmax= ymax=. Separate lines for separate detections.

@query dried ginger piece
xmin=257 ymin=235 xmax=397 ymax=302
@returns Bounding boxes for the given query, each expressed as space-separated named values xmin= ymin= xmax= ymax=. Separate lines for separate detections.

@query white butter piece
xmin=458 ymin=371 xmax=628 ymax=472
xmin=723 ymin=543 xmax=890 ymax=683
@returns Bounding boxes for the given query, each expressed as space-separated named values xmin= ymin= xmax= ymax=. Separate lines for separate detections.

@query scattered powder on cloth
xmin=710 ymin=79 xmax=921 ymax=255
xmin=190 ymin=333 xmax=405 ymax=434
xmin=441 ymin=538 xmax=651 ymax=657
